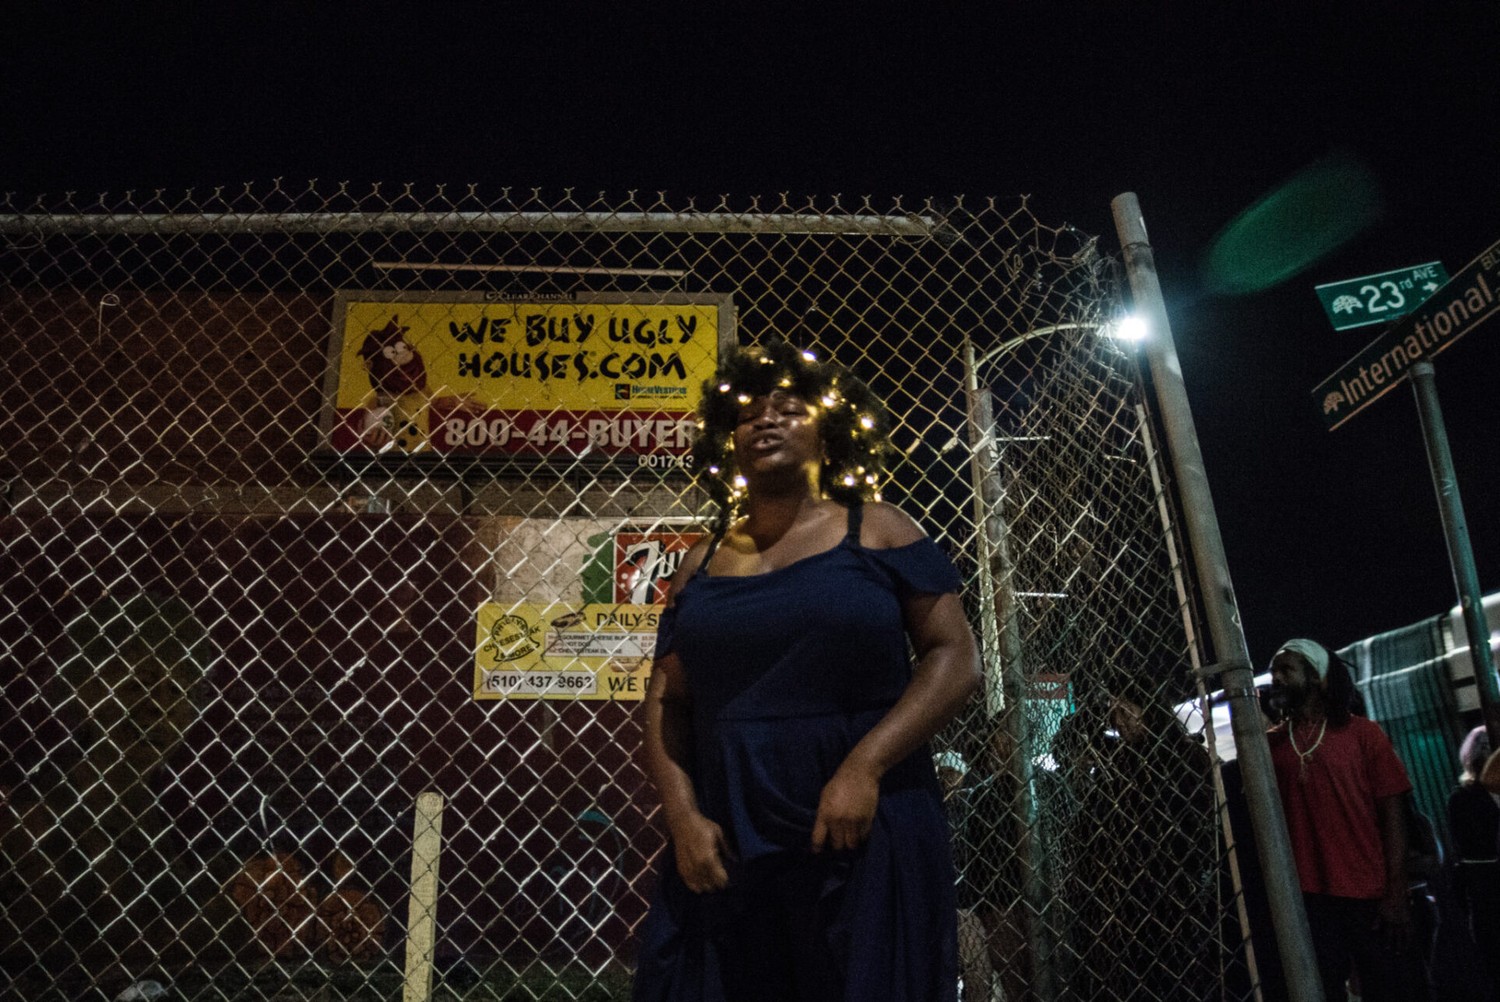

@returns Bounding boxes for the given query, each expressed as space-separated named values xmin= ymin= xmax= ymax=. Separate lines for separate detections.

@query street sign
xmin=1314 ymin=261 xmax=1449 ymax=332
xmin=1313 ymin=237 xmax=1500 ymax=430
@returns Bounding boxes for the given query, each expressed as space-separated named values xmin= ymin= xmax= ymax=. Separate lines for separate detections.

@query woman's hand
xmin=812 ymin=761 xmax=880 ymax=853
xmin=671 ymin=811 xmax=731 ymax=893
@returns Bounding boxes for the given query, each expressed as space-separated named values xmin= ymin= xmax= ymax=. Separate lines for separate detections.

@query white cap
xmin=935 ymin=750 xmax=968 ymax=774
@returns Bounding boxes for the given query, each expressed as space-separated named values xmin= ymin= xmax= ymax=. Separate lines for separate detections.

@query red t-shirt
xmin=1268 ymin=715 xmax=1411 ymax=899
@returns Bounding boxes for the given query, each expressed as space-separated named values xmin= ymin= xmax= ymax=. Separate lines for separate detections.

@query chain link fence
xmin=1 ymin=184 xmax=1249 ymax=1001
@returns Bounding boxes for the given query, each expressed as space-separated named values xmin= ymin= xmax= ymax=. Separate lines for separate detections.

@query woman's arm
xmin=812 ymin=504 xmax=981 ymax=852
xmin=641 ymin=652 xmax=730 ymax=892
xmin=638 ymin=540 xmax=731 ymax=892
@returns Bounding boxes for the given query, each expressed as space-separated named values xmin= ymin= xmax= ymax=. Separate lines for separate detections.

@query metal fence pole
xmin=1112 ymin=193 xmax=1324 ymax=1001
xmin=1136 ymin=402 xmax=1266 ymax=1002
xmin=962 ymin=341 xmax=1058 ymax=1002
xmin=1409 ymin=361 xmax=1500 ymax=749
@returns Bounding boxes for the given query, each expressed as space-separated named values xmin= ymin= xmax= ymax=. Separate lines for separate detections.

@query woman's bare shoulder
xmin=859 ymin=501 xmax=929 ymax=549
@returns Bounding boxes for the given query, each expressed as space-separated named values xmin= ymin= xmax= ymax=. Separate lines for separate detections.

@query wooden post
xmin=403 ymin=792 xmax=445 ymax=1002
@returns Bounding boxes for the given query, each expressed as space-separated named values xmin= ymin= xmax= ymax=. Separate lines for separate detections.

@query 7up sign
xmin=1315 ymin=261 xmax=1449 ymax=333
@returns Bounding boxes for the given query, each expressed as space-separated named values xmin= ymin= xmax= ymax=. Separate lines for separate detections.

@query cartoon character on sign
xmin=358 ymin=315 xmax=430 ymax=452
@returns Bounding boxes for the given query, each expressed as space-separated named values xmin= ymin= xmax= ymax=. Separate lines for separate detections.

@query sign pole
xmin=1408 ymin=361 xmax=1500 ymax=748
xmin=1113 ymin=192 xmax=1325 ymax=1002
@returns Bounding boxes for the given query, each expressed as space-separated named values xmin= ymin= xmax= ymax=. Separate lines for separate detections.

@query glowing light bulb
xmin=718 ymin=382 xmax=731 ymax=393
xmin=801 ymin=350 xmax=817 ymax=362
xmin=859 ymin=415 xmax=875 ymax=430
xmin=1110 ymin=315 xmax=1148 ymax=343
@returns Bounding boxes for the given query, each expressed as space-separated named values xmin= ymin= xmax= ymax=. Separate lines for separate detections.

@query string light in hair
xmin=689 ymin=339 xmax=895 ymax=531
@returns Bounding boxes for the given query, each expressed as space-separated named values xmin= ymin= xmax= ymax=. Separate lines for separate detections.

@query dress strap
xmin=696 ymin=528 xmax=727 ymax=576
xmin=845 ymin=501 xmax=864 ymax=548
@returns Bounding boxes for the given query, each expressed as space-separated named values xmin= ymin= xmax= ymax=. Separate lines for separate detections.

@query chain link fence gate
xmin=0 ymin=185 xmax=1250 ymax=1002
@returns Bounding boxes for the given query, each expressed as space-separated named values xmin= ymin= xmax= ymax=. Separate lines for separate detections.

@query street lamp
xmin=960 ymin=319 xmax=1141 ymax=715
xmin=957 ymin=317 xmax=1140 ymax=1002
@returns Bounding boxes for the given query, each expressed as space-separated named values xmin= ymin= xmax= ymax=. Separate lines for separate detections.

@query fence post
xmin=962 ymin=341 xmax=1058 ymax=1002
xmin=1136 ymin=403 xmax=1266 ymax=1002
xmin=404 ymin=791 xmax=446 ymax=1002
xmin=1111 ymin=193 xmax=1324 ymax=1001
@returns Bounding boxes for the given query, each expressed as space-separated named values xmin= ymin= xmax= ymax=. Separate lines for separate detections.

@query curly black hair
xmin=691 ymin=340 xmax=895 ymax=531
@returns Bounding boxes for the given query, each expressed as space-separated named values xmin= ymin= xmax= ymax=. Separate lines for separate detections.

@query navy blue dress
xmin=633 ymin=504 xmax=961 ymax=1002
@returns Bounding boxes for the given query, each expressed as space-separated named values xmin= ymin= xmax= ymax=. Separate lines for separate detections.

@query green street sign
xmin=1314 ymin=261 xmax=1449 ymax=332
xmin=1313 ymin=239 xmax=1500 ymax=430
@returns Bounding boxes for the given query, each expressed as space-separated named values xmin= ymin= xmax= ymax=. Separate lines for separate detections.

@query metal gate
xmin=0 ymin=185 xmax=1249 ymax=1001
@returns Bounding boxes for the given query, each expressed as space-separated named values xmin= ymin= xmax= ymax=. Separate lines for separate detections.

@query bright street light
xmin=1109 ymin=315 xmax=1148 ymax=343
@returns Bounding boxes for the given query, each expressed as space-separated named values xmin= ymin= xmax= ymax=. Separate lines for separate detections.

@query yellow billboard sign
xmin=321 ymin=292 xmax=732 ymax=459
xmin=473 ymin=602 xmax=659 ymax=701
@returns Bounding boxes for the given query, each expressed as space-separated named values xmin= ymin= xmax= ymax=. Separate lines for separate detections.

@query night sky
xmin=4 ymin=4 xmax=1497 ymax=666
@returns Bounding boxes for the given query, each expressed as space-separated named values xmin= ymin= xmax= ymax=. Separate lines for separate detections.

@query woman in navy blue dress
xmin=635 ymin=341 xmax=981 ymax=1002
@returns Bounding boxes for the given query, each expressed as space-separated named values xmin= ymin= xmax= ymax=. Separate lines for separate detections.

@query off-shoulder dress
xmin=633 ymin=502 xmax=961 ymax=1002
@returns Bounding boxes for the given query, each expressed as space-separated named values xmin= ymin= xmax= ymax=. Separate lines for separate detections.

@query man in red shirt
xmin=1266 ymin=638 xmax=1429 ymax=1002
